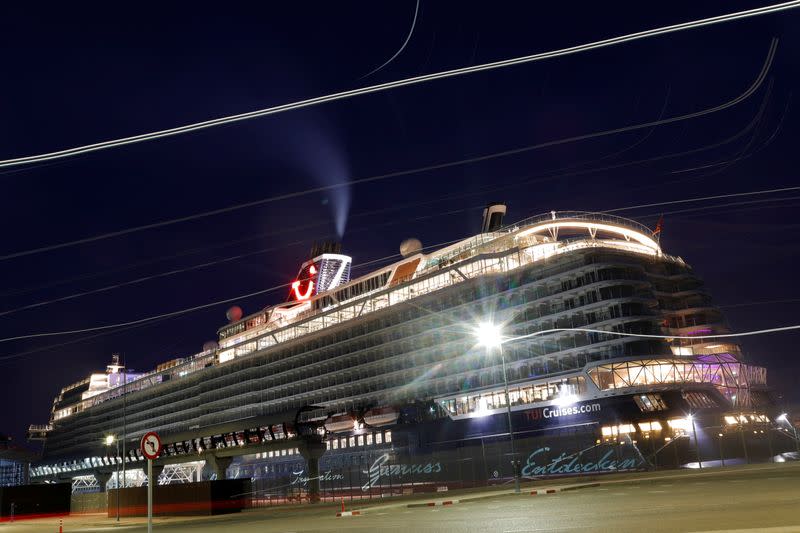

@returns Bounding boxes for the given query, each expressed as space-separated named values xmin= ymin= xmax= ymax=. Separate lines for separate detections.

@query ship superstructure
xmin=27 ymin=207 xmax=792 ymax=497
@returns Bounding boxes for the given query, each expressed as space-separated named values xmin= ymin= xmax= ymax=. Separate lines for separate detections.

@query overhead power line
xmin=0 ymin=2 xmax=795 ymax=169
xmin=5 ymin=186 xmax=796 ymax=318
xmin=0 ymin=39 xmax=780 ymax=263
xmin=507 ymin=325 xmax=800 ymax=343
xmin=5 ymin=103 xmax=790 ymax=314
xmin=0 ymin=234 xmax=470 ymax=345
xmin=0 ymin=208 xmax=477 ymax=317
xmin=0 ymin=97 xmax=774 ymax=303
xmin=720 ymin=298 xmax=800 ymax=309
xmin=2 ymin=190 xmax=797 ymax=356
xmin=604 ymin=185 xmax=800 ymax=214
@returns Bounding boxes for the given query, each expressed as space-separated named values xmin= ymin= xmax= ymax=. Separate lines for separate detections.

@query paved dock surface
xmin=5 ymin=463 xmax=799 ymax=532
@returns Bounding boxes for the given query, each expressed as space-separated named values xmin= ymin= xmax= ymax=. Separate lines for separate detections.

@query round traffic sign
xmin=140 ymin=431 xmax=162 ymax=460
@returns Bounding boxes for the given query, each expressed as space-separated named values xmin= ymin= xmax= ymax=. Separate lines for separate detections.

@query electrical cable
xmin=0 ymin=3 xmax=793 ymax=169
xmin=633 ymin=195 xmax=800 ymax=220
xmin=0 ymin=206 xmax=481 ymax=317
xmin=4 ymin=190 xmax=797 ymax=360
xmin=0 ymin=230 xmax=475 ymax=344
xmin=0 ymin=104 xmax=768 ymax=303
xmin=0 ymin=195 xmax=479 ymax=299
xmin=603 ymin=185 xmax=800 ymax=214
xmin=5 ymin=180 xmax=799 ymax=335
xmin=0 ymin=38 xmax=779 ymax=263
xmin=360 ymin=0 xmax=421 ymax=79
xmin=8 ymin=181 xmax=798 ymax=318
xmin=0 ymin=236 xmax=474 ymax=364
xmin=505 ymin=325 xmax=800 ymax=343
xmin=676 ymin=200 xmax=800 ymax=220
xmin=720 ymin=298 xmax=800 ymax=309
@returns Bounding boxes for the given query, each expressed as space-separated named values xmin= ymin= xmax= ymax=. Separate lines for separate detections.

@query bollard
xmin=59 ymin=518 xmax=63 ymax=533
xmin=341 ymin=498 xmax=345 ymax=513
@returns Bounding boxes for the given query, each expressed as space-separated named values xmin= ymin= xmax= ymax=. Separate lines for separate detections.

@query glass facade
xmin=439 ymin=376 xmax=587 ymax=417
xmin=586 ymin=355 xmax=766 ymax=407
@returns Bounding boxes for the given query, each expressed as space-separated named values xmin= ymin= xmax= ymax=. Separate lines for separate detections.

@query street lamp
xmin=104 ymin=435 xmax=120 ymax=522
xmin=777 ymin=413 xmax=800 ymax=453
xmin=475 ymin=322 xmax=521 ymax=493
xmin=687 ymin=414 xmax=702 ymax=469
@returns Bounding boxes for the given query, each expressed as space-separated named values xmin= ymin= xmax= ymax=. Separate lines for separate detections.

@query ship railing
xmin=500 ymin=210 xmax=656 ymax=239
xmin=418 ymin=211 xmax=658 ymax=277
xmin=59 ymin=377 xmax=91 ymax=396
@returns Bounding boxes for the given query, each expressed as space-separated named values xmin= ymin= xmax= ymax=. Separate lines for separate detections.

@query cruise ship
xmin=27 ymin=206 xmax=795 ymax=500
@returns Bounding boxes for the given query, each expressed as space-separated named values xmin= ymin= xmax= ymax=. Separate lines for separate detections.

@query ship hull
xmin=235 ymin=392 xmax=796 ymax=503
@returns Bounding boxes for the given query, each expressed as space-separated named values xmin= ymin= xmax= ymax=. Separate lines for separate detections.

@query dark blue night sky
xmin=1 ymin=1 xmax=799 ymax=445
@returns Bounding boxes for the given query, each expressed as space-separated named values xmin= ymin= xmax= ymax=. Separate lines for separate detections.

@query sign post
xmin=140 ymin=431 xmax=162 ymax=533
xmin=147 ymin=459 xmax=153 ymax=532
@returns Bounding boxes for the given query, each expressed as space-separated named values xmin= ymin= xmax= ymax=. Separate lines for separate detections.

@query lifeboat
xmin=363 ymin=406 xmax=399 ymax=427
xmin=324 ymin=413 xmax=356 ymax=433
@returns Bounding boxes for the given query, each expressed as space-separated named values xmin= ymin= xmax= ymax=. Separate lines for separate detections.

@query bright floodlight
xmin=777 ymin=413 xmax=788 ymax=422
xmin=475 ymin=322 xmax=503 ymax=349
xmin=104 ymin=435 xmax=115 ymax=446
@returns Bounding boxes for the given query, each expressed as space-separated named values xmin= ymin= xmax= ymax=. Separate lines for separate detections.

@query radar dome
xmin=400 ymin=238 xmax=422 ymax=258
xmin=226 ymin=306 xmax=243 ymax=322
xmin=202 ymin=341 xmax=219 ymax=352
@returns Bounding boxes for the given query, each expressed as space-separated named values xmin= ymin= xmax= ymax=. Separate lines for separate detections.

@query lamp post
xmin=688 ymin=414 xmax=702 ymax=469
xmin=104 ymin=435 xmax=120 ymax=521
xmin=122 ymin=365 xmax=127 ymax=492
xmin=777 ymin=413 xmax=800 ymax=453
xmin=476 ymin=322 xmax=520 ymax=494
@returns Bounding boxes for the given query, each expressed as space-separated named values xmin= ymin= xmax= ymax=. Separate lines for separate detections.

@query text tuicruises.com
xmin=527 ymin=402 xmax=602 ymax=420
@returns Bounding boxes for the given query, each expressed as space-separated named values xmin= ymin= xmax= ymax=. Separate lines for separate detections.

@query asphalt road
xmin=6 ymin=464 xmax=800 ymax=532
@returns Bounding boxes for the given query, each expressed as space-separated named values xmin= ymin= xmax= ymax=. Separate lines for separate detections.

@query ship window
xmin=384 ymin=430 xmax=392 ymax=443
xmin=682 ymin=391 xmax=718 ymax=409
xmin=357 ymin=435 xmax=364 ymax=446
xmin=667 ymin=418 xmax=691 ymax=436
xmin=332 ymin=439 xmax=338 ymax=449
xmin=349 ymin=436 xmax=356 ymax=447
xmin=601 ymin=424 xmax=635 ymax=438
xmin=340 ymin=438 xmax=347 ymax=449
xmin=634 ymin=394 xmax=668 ymax=412
xmin=366 ymin=433 xmax=373 ymax=446
xmin=638 ymin=421 xmax=663 ymax=432
xmin=375 ymin=432 xmax=383 ymax=445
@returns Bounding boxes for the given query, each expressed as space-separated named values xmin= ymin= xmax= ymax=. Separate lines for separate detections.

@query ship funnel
xmin=289 ymin=241 xmax=352 ymax=302
xmin=481 ymin=203 xmax=506 ymax=233
xmin=310 ymin=241 xmax=341 ymax=258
